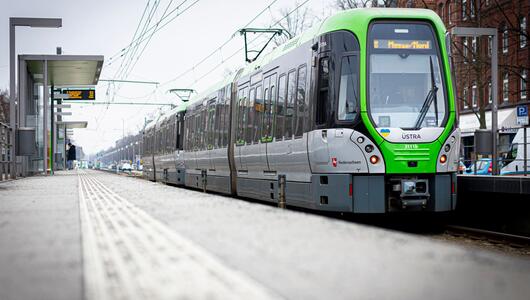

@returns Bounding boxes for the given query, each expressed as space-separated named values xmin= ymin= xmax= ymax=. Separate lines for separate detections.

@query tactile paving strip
xmin=78 ymin=171 xmax=276 ymax=300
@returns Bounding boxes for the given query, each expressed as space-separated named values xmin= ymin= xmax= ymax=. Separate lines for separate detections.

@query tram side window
xmin=268 ymin=84 xmax=276 ymax=139
xmin=263 ymin=82 xmax=269 ymax=140
xmin=220 ymin=98 xmax=227 ymax=147
xmin=237 ymin=88 xmax=247 ymax=145
xmin=161 ymin=125 xmax=165 ymax=154
xmin=161 ymin=126 xmax=165 ymax=154
xmin=264 ymin=74 xmax=277 ymax=140
xmin=285 ymin=70 xmax=297 ymax=139
xmin=295 ymin=65 xmax=307 ymax=137
xmin=176 ymin=117 xmax=180 ymax=150
xmin=222 ymin=87 xmax=230 ymax=147
xmin=254 ymin=85 xmax=263 ymax=143
xmin=185 ymin=117 xmax=189 ymax=151
xmin=208 ymin=101 xmax=216 ymax=149
xmin=246 ymin=88 xmax=255 ymax=144
xmin=192 ymin=114 xmax=197 ymax=150
xmin=179 ymin=115 xmax=184 ymax=150
xmin=172 ymin=118 xmax=177 ymax=151
xmin=193 ymin=114 xmax=197 ymax=151
xmin=275 ymin=74 xmax=287 ymax=140
xmin=202 ymin=107 xmax=208 ymax=150
xmin=337 ymin=55 xmax=359 ymax=121
xmin=316 ymin=57 xmax=330 ymax=126
xmin=214 ymin=101 xmax=221 ymax=148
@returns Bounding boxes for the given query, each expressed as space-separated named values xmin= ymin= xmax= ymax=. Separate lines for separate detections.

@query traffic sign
xmin=516 ymin=105 xmax=529 ymax=126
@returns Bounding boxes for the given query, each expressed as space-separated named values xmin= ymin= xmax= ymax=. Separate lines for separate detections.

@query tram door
xmin=239 ymin=80 xmax=269 ymax=177
xmin=267 ymin=55 xmax=311 ymax=182
xmin=260 ymin=72 xmax=277 ymax=172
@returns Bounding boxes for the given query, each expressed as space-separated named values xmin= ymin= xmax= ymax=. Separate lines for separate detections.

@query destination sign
xmin=62 ymin=89 xmax=96 ymax=100
xmin=374 ymin=39 xmax=431 ymax=50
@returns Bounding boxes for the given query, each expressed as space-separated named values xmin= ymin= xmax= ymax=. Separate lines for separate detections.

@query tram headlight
xmin=440 ymin=154 xmax=447 ymax=164
xmin=365 ymin=145 xmax=374 ymax=153
xmin=370 ymin=155 xmax=379 ymax=164
xmin=444 ymin=144 xmax=451 ymax=152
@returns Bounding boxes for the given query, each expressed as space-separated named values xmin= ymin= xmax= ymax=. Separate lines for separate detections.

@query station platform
xmin=1 ymin=170 xmax=530 ymax=300
xmin=458 ymin=174 xmax=530 ymax=195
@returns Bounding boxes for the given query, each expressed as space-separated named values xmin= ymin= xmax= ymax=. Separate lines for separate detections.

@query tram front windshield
xmin=368 ymin=22 xmax=446 ymax=129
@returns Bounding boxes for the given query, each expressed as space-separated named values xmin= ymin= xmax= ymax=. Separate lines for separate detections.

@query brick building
xmin=432 ymin=0 xmax=529 ymax=160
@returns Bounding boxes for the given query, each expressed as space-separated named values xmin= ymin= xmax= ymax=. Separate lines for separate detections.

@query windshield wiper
xmin=413 ymin=56 xmax=438 ymax=130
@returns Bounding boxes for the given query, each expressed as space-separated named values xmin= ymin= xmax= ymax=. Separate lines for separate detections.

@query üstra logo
xmin=380 ymin=128 xmax=390 ymax=137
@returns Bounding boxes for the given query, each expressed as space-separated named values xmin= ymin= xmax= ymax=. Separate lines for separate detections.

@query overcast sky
xmin=2 ymin=0 xmax=335 ymax=154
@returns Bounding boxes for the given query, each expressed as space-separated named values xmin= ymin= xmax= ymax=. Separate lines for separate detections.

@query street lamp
xmin=451 ymin=27 xmax=499 ymax=175
xmin=9 ymin=17 xmax=62 ymax=178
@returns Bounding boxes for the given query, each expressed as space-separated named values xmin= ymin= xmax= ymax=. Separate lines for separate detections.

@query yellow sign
xmin=374 ymin=39 xmax=431 ymax=50
xmin=63 ymin=89 xmax=96 ymax=100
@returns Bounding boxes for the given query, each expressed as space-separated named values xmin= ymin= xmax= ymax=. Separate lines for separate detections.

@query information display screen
xmin=373 ymin=39 xmax=431 ymax=50
xmin=62 ymin=89 xmax=95 ymax=100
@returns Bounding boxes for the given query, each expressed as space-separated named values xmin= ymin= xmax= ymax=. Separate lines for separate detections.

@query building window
xmin=470 ymin=0 xmax=475 ymax=19
xmin=471 ymin=37 xmax=477 ymax=61
xmin=488 ymin=82 xmax=492 ymax=104
xmin=503 ymin=73 xmax=509 ymax=102
xmin=463 ymin=86 xmax=469 ymax=109
xmin=472 ymin=82 xmax=477 ymax=107
xmin=463 ymin=38 xmax=468 ymax=63
xmin=520 ymin=17 xmax=527 ymax=48
xmin=485 ymin=0 xmax=490 ymax=6
xmin=522 ymin=69 xmax=528 ymax=100
xmin=488 ymin=36 xmax=492 ymax=57
xmin=462 ymin=0 xmax=467 ymax=21
xmin=448 ymin=3 xmax=452 ymax=24
xmin=502 ymin=25 xmax=508 ymax=54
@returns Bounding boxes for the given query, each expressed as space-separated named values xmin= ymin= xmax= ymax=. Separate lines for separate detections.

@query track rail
xmin=445 ymin=225 xmax=530 ymax=248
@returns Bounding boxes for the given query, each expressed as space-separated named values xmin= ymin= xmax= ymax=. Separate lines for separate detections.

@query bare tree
xmin=0 ymin=90 xmax=9 ymax=123
xmin=449 ymin=0 xmax=530 ymax=129
xmin=335 ymin=0 xmax=374 ymax=9
xmin=334 ymin=0 xmax=418 ymax=9
xmin=273 ymin=2 xmax=315 ymax=46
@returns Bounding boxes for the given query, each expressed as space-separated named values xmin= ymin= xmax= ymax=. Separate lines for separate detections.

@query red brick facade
xmin=433 ymin=0 xmax=529 ymax=114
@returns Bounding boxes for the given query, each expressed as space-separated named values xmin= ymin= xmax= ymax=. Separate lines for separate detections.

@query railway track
xmin=445 ymin=225 xmax=530 ymax=248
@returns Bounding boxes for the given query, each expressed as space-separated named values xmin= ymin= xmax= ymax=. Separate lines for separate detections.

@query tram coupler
xmin=389 ymin=178 xmax=430 ymax=211
xmin=278 ymin=174 xmax=286 ymax=209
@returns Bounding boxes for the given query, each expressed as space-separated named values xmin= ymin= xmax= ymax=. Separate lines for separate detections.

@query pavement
xmin=1 ymin=169 xmax=530 ymax=300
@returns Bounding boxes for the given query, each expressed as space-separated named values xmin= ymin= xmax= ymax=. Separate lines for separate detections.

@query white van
xmin=501 ymin=128 xmax=530 ymax=175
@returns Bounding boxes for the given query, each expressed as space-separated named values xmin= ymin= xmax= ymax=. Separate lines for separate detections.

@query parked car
xmin=120 ymin=162 xmax=132 ymax=172
xmin=465 ymin=159 xmax=492 ymax=175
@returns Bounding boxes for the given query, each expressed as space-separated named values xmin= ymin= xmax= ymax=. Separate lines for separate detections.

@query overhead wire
xmin=105 ymin=0 xmax=197 ymax=66
xmin=98 ymin=0 xmax=201 ymax=129
xmin=120 ymin=0 xmax=175 ymax=82
xmin=103 ymin=0 xmax=280 ymax=110
xmin=113 ymin=0 xmax=161 ymax=87
xmin=95 ymin=0 xmax=308 ymax=143
xmin=166 ymin=0 xmax=310 ymax=89
xmin=159 ymin=0 xmax=284 ymax=88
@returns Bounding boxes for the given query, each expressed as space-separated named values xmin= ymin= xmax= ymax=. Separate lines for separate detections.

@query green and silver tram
xmin=148 ymin=8 xmax=459 ymax=213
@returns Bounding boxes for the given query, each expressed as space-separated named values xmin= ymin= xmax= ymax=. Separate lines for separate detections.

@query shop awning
xmin=459 ymin=108 xmax=518 ymax=136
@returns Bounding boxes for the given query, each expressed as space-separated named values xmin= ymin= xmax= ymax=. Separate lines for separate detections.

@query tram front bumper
xmin=351 ymin=174 xmax=456 ymax=213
